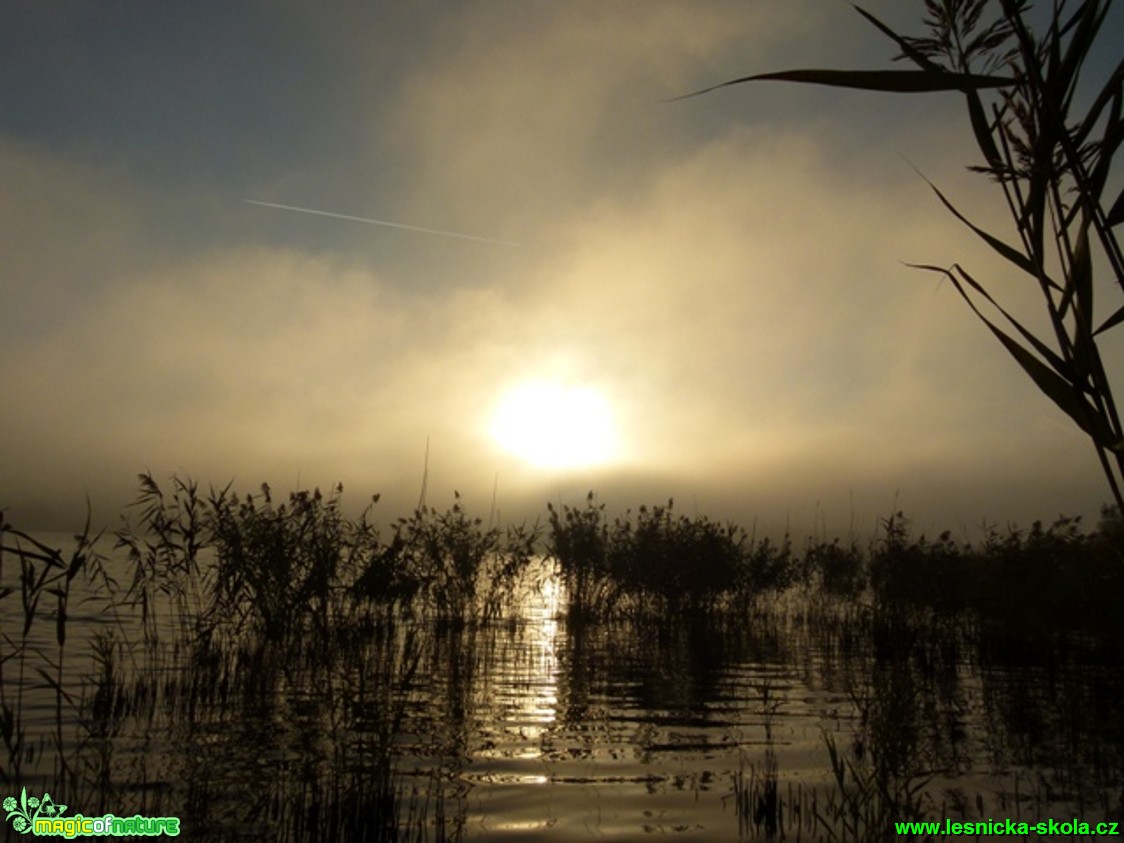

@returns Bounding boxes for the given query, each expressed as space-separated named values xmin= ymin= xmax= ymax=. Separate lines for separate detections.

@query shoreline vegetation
xmin=2 ymin=472 xmax=1122 ymax=840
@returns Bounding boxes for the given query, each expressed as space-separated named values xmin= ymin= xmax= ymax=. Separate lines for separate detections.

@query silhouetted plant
xmin=679 ymin=0 xmax=1124 ymax=511
xmin=349 ymin=532 xmax=420 ymax=611
xmin=6 ymin=487 xmax=1124 ymax=839
xmin=386 ymin=493 xmax=537 ymax=622
xmin=1092 ymin=504 xmax=1124 ymax=565
xmin=0 ymin=506 xmax=111 ymax=789
xmin=546 ymin=492 xmax=617 ymax=617
xmin=548 ymin=495 xmax=751 ymax=614
xmin=205 ymin=481 xmax=354 ymax=641
xmin=870 ymin=515 xmax=976 ymax=613
xmin=671 ymin=512 xmax=747 ymax=607
xmin=805 ymin=538 xmax=867 ymax=597
xmin=115 ymin=473 xmax=211 ymax=645
xmin=976 ymin=511 xmax=1122 ymax=627
xmin=640 ymin=503 xmax=745 ymax=609
xmin=866 ymin=507 xmax=1124 ymax=631
xmin=607 ymin=501 xmax=733 ymax=610
xmin=740 ymin=532 xmax=798 ymax=597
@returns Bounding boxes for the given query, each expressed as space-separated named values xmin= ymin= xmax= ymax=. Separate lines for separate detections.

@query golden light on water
xmin=490 ymin=380 xmax=618 ymax=470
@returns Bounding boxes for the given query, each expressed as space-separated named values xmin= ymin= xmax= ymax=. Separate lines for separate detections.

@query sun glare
xmin=490 ymin=380 xmax=618 ymax=470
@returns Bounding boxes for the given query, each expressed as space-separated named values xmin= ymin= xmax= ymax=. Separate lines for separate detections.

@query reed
xmin=607 ymin=500 xmax=748 ymax=612
xmin=115 ymin=473 xmax=209 ymax=646
xmin=4 ymin=478 xmax=1123 ymax=840
xmin=678 ymin=0 xmax=1124 ymax=511
xmin=0 ymin=506 xmax=113 ymax=791
xmin=868 ymin=506 xmax=1124 ymax=631
xmin=379 ymin=493 xmax=539 ymax=623
xmin=547 ymin=493 xmax=801 ymax=617
xmin=802 ymin=538 xmax=866 ymax=598
xmin=3 ymin=475 xmax=506 ymax=836
xmin=548 ymin=492 xmax=1123 ymax=631
xmin=546 ymin=492 xmax=616 ymax=618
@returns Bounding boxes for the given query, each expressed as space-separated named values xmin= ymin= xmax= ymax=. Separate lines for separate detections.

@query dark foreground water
xmin=3 ymin=553 xmax=1123 ymax=841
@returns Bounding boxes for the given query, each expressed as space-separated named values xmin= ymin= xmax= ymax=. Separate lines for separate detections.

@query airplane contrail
xmin=242 ymin=199 xmax=522 ymax=247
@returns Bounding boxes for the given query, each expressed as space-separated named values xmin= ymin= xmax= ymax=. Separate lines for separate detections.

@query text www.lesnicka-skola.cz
xmin=895 ymin=817 xmax=1119 ymax=837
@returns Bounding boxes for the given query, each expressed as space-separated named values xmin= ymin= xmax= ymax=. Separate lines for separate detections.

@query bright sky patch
xmin=490 ymin=380 xmax=617 ymax=470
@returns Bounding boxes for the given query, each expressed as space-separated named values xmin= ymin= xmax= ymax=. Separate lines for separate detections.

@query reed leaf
xmin=913 ymin=260 xmax=1119 ymax=450
xmin=851 ymin=5 xmax=945 ymax=73
xmin=1108 ymin=184 xmax=1124 ymax=228
xmin=1095 ymin=303 xmax=1124 ymax=336
xmin=909 ymin=262 xmax=1073 ymax=381
xmin=1055 ymin=0 xmax=1108 ymax=100
xmin=1076 ymin=55 xmax=1123 ymax=140
xmin=1073 ymin=221 xmax=1094 ymax=337
xmin=671 ymin=67 xmax=1013 ymax=101
xmin=919 ymin=173 xmax=1051 ymax=284
xmin=966 ymin=88 xmax=1004 ymax=172
xmin=957 ymin=290 xmax=1113 ymax=448
xmin=32 ymin=666 xmax=75 ymax=706
xmin=3 ymin=531 xmax=66 ymax=568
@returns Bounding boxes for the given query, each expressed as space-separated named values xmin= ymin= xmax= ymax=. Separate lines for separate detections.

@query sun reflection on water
xmin=471 ymin=560 xmax=562 ymax=773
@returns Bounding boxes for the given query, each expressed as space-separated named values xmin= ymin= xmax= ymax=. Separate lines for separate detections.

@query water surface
xmin=3 ymin=547 xmax=1122 ymax=840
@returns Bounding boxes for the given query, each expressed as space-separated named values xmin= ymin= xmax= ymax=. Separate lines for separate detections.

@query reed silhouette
xmin=677 ymin=0 xmax=1124 ymax=511
xmin=3 ymin=477 xmax=1123 ymax=839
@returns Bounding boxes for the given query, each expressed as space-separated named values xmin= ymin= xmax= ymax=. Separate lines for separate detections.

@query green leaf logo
xmin=3 ymin=788 xmax=66 ymax=834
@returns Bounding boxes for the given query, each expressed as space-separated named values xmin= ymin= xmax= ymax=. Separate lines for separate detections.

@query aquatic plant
xmin=64 ymin=476 xmax=471 ymax=837
xmin=113 ymin=472 xmax=547 ymax=635
xmin=869 ymin=512 xmax=976 ymax=613
xmin=678 ymin=0 xmax=1124 ymax=511
xmin=868 ymin=507 xmax=1124 ymax=631
xmin=0 ymin=507 xmax=112 ymax=789
xmin=546 ymin=492 xmax=616 ymax=618
xmin=803 ymin=538 xmax=866 ymax=598
xmin=5 ymin=483 xmax=1124 ymax=841
xmin=115 ymin=473 xmax=211 ymax=645
xmin=208 ymin=481 xmax=360 ymax=641
xmin=739 ymin=532 xmax=798 ymax=598
xmin=735 ymin=676 xmax=784 ymax=838
xmin=549 ymin=494 xmax=799 ymax=616
xmin=817 ymin=729 xmax=931 ymax=842
xmin=607 ymin=500 xmax=748 ymax=612
xmin=382 ymin=493 xmax=538 ymax=622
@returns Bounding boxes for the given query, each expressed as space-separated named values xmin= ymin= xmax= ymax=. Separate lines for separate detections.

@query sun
xmin=490 ymin=380 xmax=618 ymax=470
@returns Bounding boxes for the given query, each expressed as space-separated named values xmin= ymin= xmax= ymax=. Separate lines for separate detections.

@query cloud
xmin=3 ymin=111 xmax=1109 ymax=532
xmin=0 ymin=138 xmax=152 ymax=331
xmin=374 ymin=1 xmax=824 ymax=237
xmin=1 ymin=1 xmax=1116 ymax=534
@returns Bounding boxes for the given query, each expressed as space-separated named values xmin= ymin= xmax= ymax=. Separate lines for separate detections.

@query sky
xmin=2 ymin=0 xmax=1121 ymax=539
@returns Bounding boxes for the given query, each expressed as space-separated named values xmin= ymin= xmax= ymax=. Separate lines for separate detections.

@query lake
xmin=3 ymin=532 xmax=1123 ymax=841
